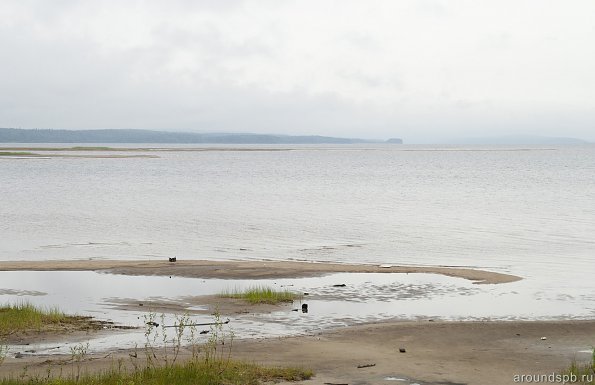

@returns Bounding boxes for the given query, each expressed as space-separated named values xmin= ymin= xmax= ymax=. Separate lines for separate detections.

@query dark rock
xmin=302 ymin=303 xmax=308 ymax=313
xmin=399 ymin=348 xmax=406 ymax=353
xmin=169 ymin=257 xmax=177 ymax=262
xmin=332 ymin=284 xmax=346 ymax=287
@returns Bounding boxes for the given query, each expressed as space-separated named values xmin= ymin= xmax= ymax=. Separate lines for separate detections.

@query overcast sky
xmin=1 ymin=1 xmax=594 ymax=142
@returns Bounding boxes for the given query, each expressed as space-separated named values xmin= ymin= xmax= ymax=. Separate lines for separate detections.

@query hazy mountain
xmin=0 ymin=128 xmax=394 ymax=144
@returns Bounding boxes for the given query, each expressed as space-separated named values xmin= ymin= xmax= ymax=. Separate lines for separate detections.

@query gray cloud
xmin=0 ymin=0 xmax=594 ymax=142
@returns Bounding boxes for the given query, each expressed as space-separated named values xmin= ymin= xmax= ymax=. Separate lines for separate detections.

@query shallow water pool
xmin=1 ymin=270 xmax=592 ymax=355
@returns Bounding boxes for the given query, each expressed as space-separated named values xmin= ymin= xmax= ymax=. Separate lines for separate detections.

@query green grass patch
xmin=562 ymin=349 xmax=595 ymax=384
xmin=220 ymin=285 xmax=302 ymax=304
xmin=0 ymin=359 xmax=313 ymax=385
xmin=0 ymin=302 xmax=72 ymax=335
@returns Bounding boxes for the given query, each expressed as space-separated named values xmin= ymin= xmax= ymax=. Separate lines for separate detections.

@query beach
xmin=2 ymin=319 xmax=594 ymax=384
xmin=1 ymin=261 xmax=593 ymax=384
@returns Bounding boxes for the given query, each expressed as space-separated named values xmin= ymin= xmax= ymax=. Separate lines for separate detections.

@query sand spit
xmin=0 ymin=259 xmax=521 ymax=284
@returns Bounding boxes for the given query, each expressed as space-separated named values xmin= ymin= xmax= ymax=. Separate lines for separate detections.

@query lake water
xmin=1 ymin=143 xmax=594 ymax=322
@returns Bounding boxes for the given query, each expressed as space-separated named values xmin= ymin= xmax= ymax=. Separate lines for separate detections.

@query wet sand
xmin=107 ymin=294 xmax=290 ymax=317
xmin=4 ymin=260 xmax=590 ymax=384
xmin=231 ymin=320 xmax=595 ymax=385
xmin=1 ymin=320 xmax=593 ymax=385
xmin=0 ymin=259 xmax=521 ymax=284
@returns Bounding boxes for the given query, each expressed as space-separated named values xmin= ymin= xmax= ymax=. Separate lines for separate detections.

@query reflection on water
xmin=1 ymin=271 xmax=593 ymax=355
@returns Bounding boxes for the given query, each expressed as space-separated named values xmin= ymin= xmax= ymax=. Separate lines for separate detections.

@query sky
xmin=0 ymin=0 xmax=594 ymax=143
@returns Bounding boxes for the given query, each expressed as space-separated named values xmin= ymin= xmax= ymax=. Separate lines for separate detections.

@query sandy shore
xmin=1 ymin=320 xmax=593 ymax=385
xmin=0 ymin=259 xmax=521 ymax=284
xmin=6 ymin=260 xmax=590 ymax=384
xmin=231 ymin=320 xmax=595 ymax=385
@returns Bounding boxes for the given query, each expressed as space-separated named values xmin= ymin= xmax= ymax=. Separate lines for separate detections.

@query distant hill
xmin=0 ymin=128 xmax=391 ymax=144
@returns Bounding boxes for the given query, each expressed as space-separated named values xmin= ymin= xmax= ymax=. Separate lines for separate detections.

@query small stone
xmin=399 ymin=348 xmax=406 ymax=353
xmin=541 ymin=336 xmax=547 ymax=340
xmin=14 ymin=352 xmax=24 ymax=359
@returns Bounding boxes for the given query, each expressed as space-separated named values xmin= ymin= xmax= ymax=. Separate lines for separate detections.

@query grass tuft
xmin=220 ymin=285 xmax=302 ymax=304
xmin=562 ymin=349 xmax=595 ymax=384
xmin=0 ymin=302 xmax=71 ymax=335
xmin=0 ymin=359 xmax=312 ymax=384
xmin=0 ymin=309 xmax=313 ymax=384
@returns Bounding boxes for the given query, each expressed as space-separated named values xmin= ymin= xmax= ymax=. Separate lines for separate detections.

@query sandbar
xmin=0 ymin=259 xmax=521 ymax=284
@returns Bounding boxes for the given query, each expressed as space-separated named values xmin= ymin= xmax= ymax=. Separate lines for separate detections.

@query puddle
xmin=1 ymin=271 xmax=593 ymax=355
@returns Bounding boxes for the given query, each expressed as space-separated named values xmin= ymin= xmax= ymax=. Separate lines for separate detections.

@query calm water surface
xmin=1 ymin=144 xmax=594 ymax=319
